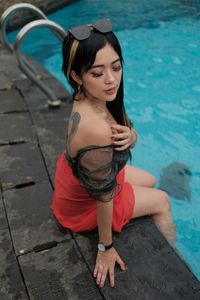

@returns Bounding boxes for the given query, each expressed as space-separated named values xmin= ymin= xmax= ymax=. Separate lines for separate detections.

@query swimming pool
xmin=9 ymin=0 xmax=200 ymax=280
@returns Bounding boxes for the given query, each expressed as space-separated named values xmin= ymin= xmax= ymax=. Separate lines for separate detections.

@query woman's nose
xmin=104 ymin=70 xmax=115 ymax=84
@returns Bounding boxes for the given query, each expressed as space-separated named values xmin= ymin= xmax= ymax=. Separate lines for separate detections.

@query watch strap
xmin=97 ymin=241 xmax=113 ymax=252
xmin=104 ymin=242 xmax=113 ymax=250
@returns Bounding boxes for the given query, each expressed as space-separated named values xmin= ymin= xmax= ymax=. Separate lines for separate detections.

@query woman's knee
xmin=147 ymin=175 xmax=157 ymax=188
xmin=125 ymin=165 xmax=157 ymax=188
xmin=158 ymin=190 xmax=171 ymax=215
xmin=142 ymin=173 xmax=157 ymax=188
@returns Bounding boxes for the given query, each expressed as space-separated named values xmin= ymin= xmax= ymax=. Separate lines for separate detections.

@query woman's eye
xmin=92 ymin=73 xmax=103 ymax=78
xmin=113 ymin=65 xmax=122 ymax=71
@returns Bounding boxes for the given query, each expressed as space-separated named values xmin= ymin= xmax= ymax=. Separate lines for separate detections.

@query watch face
xmin=97 ymin=243 xmax=105 ymax=252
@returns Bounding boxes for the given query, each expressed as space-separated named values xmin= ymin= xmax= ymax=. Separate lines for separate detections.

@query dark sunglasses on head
xmin=68 ymin=19 xmax=112 ymax=41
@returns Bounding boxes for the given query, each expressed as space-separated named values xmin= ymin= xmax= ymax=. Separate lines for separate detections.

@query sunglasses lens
xmin=69 ymin=19 xmax=112 ymax=41
xmin=69 ymin=26 xmax=91 ymax=40
xmin=93 ymin=19 xmax=112 ymax=33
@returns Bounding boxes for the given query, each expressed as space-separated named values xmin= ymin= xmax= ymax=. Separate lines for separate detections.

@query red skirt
xmin=51 ymin=152 xmax=135 ymax=232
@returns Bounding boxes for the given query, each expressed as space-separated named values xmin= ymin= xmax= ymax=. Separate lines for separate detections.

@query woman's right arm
xmin=97 ymin=199 xmax=113 ymax=246
xmin=70 ymin=115 xmax=126 ymax=287
xmin=94 ymin=200 xmax=126 ymax=288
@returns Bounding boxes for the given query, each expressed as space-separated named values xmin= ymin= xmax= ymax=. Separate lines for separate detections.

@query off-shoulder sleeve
xmin=75 ymin=146 xmax=120 ymax=202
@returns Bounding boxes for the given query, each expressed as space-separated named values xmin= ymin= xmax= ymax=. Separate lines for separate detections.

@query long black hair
xmin=62 ymin=30 xmax=131 ymax=128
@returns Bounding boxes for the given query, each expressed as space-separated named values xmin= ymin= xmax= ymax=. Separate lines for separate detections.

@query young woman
xmin=51 ymin=19 xmax=175 ymax=288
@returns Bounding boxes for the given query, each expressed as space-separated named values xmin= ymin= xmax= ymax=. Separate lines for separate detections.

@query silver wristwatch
xmin=97 ymin=242 xmax=113 ymax=252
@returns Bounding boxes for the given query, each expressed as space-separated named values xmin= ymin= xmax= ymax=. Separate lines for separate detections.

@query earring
xmin=74 ymin=84 xmax=82 ymax=100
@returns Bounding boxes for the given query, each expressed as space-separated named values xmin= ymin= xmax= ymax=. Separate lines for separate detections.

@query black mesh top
xmin=66 ymin=145 xmax=130 ymax=202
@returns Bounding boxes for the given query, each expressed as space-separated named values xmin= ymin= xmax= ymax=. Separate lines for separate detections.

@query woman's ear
xmin=70 ymin=71 xmax=82 ymax=85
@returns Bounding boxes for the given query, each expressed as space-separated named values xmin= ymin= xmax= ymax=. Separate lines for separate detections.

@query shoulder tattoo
xmin=67 ymin=112 xmax=81 ymax=150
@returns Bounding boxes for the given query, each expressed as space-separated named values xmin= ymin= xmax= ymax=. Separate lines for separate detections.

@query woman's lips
xmin=104 ymin=87 xmax=117 ymax=95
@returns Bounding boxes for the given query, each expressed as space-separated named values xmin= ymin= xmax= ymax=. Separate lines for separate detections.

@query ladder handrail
xmin=14 ymin=19 xmax=67 ymax=107
xmin=0 ymin=4 xmax=68 ymax=107
xmin=0 ymin=3 xmax=47 ymax=52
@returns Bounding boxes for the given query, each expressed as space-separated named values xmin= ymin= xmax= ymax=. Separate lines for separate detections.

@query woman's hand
xmin=93 ymin=247 xmax=126 ymax=288
xmin=111 ymin=124 xmax=137 ymax=151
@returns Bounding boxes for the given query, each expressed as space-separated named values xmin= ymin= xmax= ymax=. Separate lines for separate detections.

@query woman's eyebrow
xmin=90 ymin=58 xmax=121 ymax=69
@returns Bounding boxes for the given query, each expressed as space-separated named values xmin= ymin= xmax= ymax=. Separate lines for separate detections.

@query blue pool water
xmin=9 ymin=0 xmax=200 ymax=279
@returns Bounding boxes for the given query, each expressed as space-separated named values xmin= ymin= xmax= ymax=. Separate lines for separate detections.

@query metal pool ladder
xmin=0 ymin=3 xmax=67 ymax=107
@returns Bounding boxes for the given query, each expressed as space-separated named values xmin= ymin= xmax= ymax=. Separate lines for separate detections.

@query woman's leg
xmin=125 ymin=164 xmax=157 ymax=188
xmin=131 ymin=185 xmax=176 ymax=245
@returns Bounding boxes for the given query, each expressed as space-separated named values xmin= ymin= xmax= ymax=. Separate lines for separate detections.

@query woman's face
xmin=80 ymin=43 xmax=122 ymax=102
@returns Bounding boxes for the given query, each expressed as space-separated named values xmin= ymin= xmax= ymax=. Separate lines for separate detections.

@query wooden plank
xmin=0 ymin=142 xmax=49 ymax=190
xmin=0 ymin=89 xmax=27 ymax=113
xmin=15 ymin=76 xmax=71 ymax=110
xmin=0 ymin=229 xmax=28 ymax=300
xmin=19 ymin=239 xmax=103 ymax=300
xmin=0 ymin=112 xmax=35 ymax=144
xmin=0 ymin=189 xmax=7 ymax=229
xmin=3 ymin=180 xmax=69 ymax=253
xmin=31 ymin=104 xmax=72 ymax=182
xmin=0 ymin=74 xmax=14 ymax=91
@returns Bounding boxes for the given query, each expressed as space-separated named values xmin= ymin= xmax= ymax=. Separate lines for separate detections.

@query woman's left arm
xmin=111 ymin=124 xmax=138 ymax=151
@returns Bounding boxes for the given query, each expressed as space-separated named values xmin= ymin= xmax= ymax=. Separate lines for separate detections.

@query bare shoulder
xmin=81 ymin=115 xmax=112 ymax=146
xmin=67 ymin=109 xmax=112 ymax=157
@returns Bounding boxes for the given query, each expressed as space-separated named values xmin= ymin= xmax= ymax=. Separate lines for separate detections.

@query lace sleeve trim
xmin=66 ymin=145 xmax=118 ymax=202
